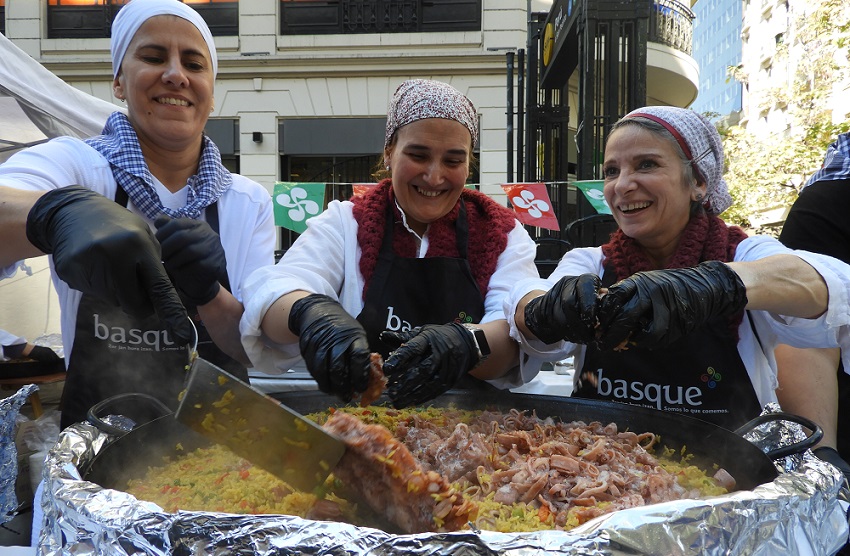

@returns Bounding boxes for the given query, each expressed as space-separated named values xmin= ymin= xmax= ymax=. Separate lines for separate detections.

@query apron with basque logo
xmin=355 ymin=201 xmax=490 ymax=390
xmin=60 ymin=188 xmax=247 ymax=429
xmin=574 ymin=263 xmax=763 ymax=430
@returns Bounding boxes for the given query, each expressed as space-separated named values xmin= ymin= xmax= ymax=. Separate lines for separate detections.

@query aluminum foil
xmin=37 ymin=403 xmax=850 ymax=555
xmin=1 ymin=383 xmax=37 ymax=524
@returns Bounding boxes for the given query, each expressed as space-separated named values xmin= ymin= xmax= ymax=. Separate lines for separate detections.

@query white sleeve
xmin=0 ymin=138 xmax=116 ymax=279
xmin=484 ymin=222 xmax=548 ymax=388
xmin=734 ymin=236 xmax=850 ymax=369
xmin=0 ymin=136 xmax=113 ymax=193
xmin=500 ymin=246 xmax=604 ymax=386
xmin=217 ymin=176 xmax=276 ymax=303
xmin=240 ymin=201 xmax=358 ymax=374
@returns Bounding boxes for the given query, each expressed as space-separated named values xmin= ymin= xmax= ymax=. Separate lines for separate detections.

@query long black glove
xmin=381 ymin=323 xmax=479 ymax=408
xmin=596 ymin=261 xmax=748 ymax=351
xmin=288 ymin=294 xmax=371 ymax=402
xmin=26 ymin=186 xmax=192 ymax=345
xmin=154 ymin=215 xmax=227 ymax=307
xmin=523 ymin=274 xmax=601 ymax=344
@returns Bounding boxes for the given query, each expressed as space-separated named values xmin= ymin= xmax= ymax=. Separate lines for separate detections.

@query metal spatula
xmin=175 ymin=356 xmax=346 ymax=493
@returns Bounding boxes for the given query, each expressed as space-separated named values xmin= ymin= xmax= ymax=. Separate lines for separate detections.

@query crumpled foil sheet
xmin=36 ymin=403 xmax=850 ymax=555
xmin=1 ymin=384 xmax=37 ymax=524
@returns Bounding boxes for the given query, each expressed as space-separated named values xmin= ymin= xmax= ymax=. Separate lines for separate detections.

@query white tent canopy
xmin=0 ymin=32 xmax=120 ymax=341
xmin=0 ymin=32 xmax=119 ymax=163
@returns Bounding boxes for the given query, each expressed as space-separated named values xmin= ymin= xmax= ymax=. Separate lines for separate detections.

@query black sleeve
xmin=779 ymin=178 xmax=850 ymax=464
xmin=778 ymin=178 xmax=850 ymax=265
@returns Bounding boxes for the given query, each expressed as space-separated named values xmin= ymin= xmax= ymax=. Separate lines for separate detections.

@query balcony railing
xmin=280 ymin=0 xmax=481 ymax=35
xmin=650 ymin=0 xmax=695 ymax=56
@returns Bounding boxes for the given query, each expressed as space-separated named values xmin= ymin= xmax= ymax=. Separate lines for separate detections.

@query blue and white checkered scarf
xmin=84 ymin=112 xmax=232 ymax=219
xmin=804 ymin=132 xmax=850 ymax=188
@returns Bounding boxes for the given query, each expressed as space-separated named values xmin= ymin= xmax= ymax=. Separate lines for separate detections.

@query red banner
xmin=500 ymin=183 xmax=560 ymax=231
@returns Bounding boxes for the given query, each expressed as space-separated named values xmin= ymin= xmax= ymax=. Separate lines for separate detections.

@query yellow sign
xmin=542 ymin=22 xmax=554 ymax=67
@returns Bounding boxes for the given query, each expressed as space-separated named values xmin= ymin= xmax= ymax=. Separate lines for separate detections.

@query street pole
xmin=517 ymin=48 xmax=524 ymax=183
xmin=506 ymin=50 xmax=515 ymax=184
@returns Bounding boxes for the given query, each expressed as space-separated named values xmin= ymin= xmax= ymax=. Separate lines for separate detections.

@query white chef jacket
xmin=0 ymin=136 xmax=275 ymax=364
xmin=240 ymin=198 xmax=544 ymax=389
xmin=503 ymin=235 xmax=850 ymax=407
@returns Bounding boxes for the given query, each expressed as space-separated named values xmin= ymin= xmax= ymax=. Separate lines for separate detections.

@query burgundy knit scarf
xmin=352 ymin=179 xmax=518 ymax=298
xmin=601 ymin=212 xmax=750 ymax=334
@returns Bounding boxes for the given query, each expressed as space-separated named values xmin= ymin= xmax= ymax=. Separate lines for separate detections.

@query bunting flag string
xmin=272 ymin=181 xmax=604 ymax=232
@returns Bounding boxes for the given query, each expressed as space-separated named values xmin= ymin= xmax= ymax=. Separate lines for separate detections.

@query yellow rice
xmin=124 ymin=405 xmax=729 ymax=531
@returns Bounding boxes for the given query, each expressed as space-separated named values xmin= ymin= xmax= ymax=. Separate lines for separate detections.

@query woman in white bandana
xmin=0 ymin=0 xmax=274 ymax=429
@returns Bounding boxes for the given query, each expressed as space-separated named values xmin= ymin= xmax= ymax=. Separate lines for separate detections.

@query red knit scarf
xmin=352 ymin=179 xmax=517 ymax=298
xmin=601 ymin=212 xmax=750 ymax=335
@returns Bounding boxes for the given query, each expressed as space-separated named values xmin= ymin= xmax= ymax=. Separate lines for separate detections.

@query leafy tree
xmin=719 ymin=0 xmax=850 ymax=233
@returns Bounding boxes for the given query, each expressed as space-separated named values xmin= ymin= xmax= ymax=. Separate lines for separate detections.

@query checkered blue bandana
xmin=84 ymin=112 xmax=231 ymax=219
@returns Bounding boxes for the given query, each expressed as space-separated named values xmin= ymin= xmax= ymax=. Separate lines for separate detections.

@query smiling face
xmin=602 ymin=124 xmax=707 ymax=263
xmin=386 ymin=118 xmax=472 ymax=236
xmin=112 ymin=15 xmax=214 ymax=154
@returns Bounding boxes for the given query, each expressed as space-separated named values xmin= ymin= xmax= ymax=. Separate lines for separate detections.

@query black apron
xmin=574 ymin=263 xmax=763 ymax=430
xmin=355 ymin=201 xmax=491 ymax=390
xmin=60 ymin=188 xmax=247 ymax=429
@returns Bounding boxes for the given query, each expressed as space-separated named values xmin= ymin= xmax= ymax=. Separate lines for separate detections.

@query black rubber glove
xmin=523 ymin=274 xmax=601 ymax=344
xmin=26 ymin=186 xmax=192 ymax=345
xmin=813 ymin=446 xmax=850 ymax=490
xmin=596 ymin=260 xmax=748 ymax=351
xmin=27 ymin=346 xmax=61 ymax=363
xmin=381 ymin=323 xmax=479 ymax=409
xmin=154 ymin=215 xmax=227 ymax=307
xmin=288 ymin=294 xmax=371 ymax=402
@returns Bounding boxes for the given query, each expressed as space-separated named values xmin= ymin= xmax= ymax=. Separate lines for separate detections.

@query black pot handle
xmin=734 ymin=411 xmax=824 ymax=461
xmin=87 ymin=393 xmax=173 ymax=437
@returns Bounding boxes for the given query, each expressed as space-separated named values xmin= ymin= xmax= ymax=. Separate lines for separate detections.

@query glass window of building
xmin=280 ymin=0 xmax=481 ymax=35
xmin=47 ymin=0 xmax=238 ymax=39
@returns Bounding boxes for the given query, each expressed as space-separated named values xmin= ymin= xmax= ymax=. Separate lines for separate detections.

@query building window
xmin=205 ymin=118 xmax=239 ymax=173
xmin=280 ymin=0 xmax=481 ymax=36
xmin=46 ymin=0 xmax=238 ymax=40
xmin=0 ymin=0 xmax=5 ymax=36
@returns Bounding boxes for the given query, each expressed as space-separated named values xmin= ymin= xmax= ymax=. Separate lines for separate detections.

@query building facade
xmin=739 ymin=0 xmax=850 ymax=137
xmin=1 ymin=0 xmax=703 ymax=244
xmin=2 ymin=0 xmax=538 ymax=219
xmin=690 ymin=0 xmax=742 ymax=121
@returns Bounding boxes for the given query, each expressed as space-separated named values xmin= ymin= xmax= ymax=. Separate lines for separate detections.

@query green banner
xmin=273 ymin=182 xmax=326 ymax=233
xmin=573 ymin=180 xmax=611 ymax=215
